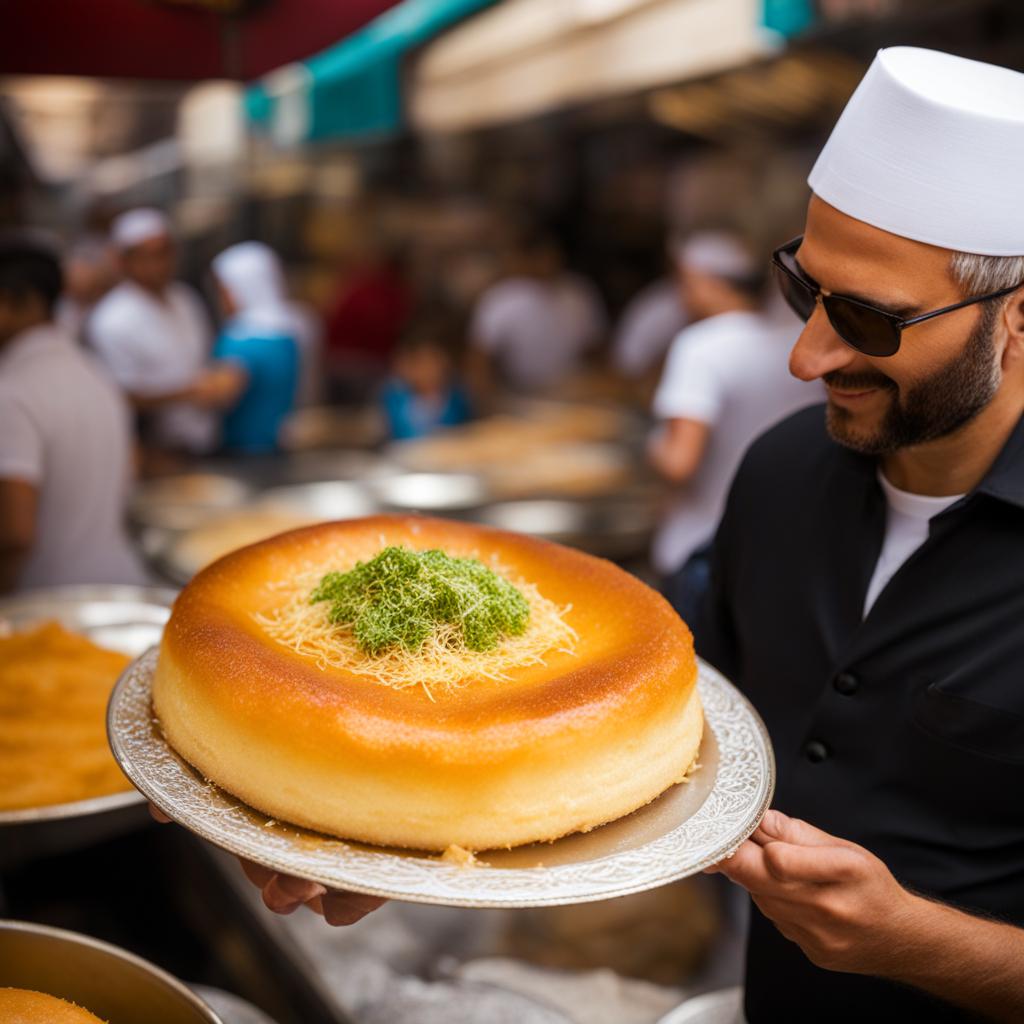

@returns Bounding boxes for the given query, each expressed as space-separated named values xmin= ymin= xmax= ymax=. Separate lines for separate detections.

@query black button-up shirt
xmin=697 ymin=404 xmax=1024 ymax=1022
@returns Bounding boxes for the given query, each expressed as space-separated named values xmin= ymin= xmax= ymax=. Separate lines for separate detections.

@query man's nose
xmin=789 ymin=306 xmax=858 ymax=382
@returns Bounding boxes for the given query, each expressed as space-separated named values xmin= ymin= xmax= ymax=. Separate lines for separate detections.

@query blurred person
xmin=323 ymin=245 xmax=412 ymax=401
xmin=210 ymin=242 xmax=300 ymax=456
xmin=648 ymin=231 xmax=819 ymax=622
xmin=381 ymin=312 xmax=472 ymax=441
xmin=286 ymin=295 xmax=325 ymax=407
xmin=89 ymin=208 xmax=243 ymax=456
xmin=611 ymin=238 xmax=690 ymax=383
xmin=56 ymin=235 xmax=117 ymax=344
xmin=0 ymin=233 xmax=147 ymax=593
xmin=467 ymin=225 xmax=606 ymax=396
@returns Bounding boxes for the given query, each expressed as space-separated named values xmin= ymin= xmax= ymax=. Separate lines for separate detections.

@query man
xmin=467 ymin=225 xmax=606 ymax=396
xmin=648 ymin=230 xmax=819 ymax=623
xmin=698 ymin=47 xmax=1024 ymax=1020
xmin=89 ymin=208 xmax=243 ymax=455
xmin=0 ymin=234 xmax=147 ymax=592
xmin=610 ymin=236 xmax=690 ymax=385
xmin=161 ymin=49 xmax=1024 ymax=1019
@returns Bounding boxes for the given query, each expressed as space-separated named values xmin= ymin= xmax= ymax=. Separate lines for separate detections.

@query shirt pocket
xmin=910 ymin=679 xmax=1024 ymax=766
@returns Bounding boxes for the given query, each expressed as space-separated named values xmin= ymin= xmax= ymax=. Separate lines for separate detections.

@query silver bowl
xmin=369 ymin=472 xmax=489 ymax=512
xmin=0 ymin=919 xmax=223 ymax=1023
xmin=256 ymin=480 xmax=380 ymax=520
xmin=475 ymin=497 xmax=658 ymax=559
xmin=129 ymin=474 xmax=252 ymax=532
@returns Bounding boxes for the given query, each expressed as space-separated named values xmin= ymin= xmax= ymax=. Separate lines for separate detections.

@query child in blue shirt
xmin=381 ymin=314 xmax=471 ymax=441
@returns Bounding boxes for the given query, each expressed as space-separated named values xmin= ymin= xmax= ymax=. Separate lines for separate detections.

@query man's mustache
xmin=823 ymin=370 xmax=897 ymax=391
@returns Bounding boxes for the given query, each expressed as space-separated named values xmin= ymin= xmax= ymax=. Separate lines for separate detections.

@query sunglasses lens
xmin=773 ymin=262 xmax=816 ymax=321
xmin=824 ymin=298 xmax=901 ymax=357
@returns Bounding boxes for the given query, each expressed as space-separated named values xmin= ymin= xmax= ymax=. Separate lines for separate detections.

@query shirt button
xmin=834 ymin=672 xmax=860 ymax=696
xmin=804 ymin=739 xmax=830 ymax=763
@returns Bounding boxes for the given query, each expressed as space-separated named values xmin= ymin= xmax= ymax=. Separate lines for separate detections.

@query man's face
xmin=789 ymin=197 xmax=1005 ymax=455
xmin=121 ymin=234 xmax=176 ymax=292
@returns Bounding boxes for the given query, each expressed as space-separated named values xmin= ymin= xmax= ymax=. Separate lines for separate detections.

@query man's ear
xmin=1000 ymin=289 xmax=1024 ymax=370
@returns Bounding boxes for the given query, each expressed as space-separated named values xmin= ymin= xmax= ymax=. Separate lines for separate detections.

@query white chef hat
xmin=674 ymin=231 xmax=756 ymax=282
xmin=809 ymin=47 xmax=1024 ymax=256
xmin=110 ymin=208 xmax=172 ymax=251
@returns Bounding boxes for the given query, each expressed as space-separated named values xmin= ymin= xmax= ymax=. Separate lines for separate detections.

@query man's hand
xmin=707 ymin=809 xmax=918 ymax=974
xmin=236 ymin=858 xmax=387 ymax=926
xmin=148 ymin=804 xmax=386 ymax=926
xmin=709 ymin=809 xmax=1024 ymax=1022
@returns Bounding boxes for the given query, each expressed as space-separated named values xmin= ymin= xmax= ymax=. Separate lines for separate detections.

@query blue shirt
xmin=381 ymin=379 xmax=471 ymax=440
xmin=213 ymin=329 xmax=299 ymax=454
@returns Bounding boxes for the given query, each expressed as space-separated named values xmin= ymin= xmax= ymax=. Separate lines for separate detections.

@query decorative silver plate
xmin=109 ymin=650 xmax=774 ymax=908
xmin=0 ymin=585 xmax=177 ymax=826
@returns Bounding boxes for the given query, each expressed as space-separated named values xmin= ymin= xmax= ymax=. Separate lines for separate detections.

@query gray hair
xmin=950 ymin=252 xmax=1024 ymax=296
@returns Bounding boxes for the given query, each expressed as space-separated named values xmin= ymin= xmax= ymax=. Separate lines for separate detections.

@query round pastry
xmin=153 ymin=515 xmax=702 ymax=851
xmin=0 ymin=988 xmax=107 ymax=1023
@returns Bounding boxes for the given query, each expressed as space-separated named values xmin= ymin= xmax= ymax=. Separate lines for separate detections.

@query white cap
xmin=809 ymin=47 xmax=1024 ymax=256
xmin=110 ymin=208 xmax=172 ymax=251
xmin=675 ymin=231 xmax=756 ymax=281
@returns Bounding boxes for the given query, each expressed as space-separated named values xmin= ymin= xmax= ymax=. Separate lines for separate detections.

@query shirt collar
xmin=976 ymin=411 xmax=1024 ymax=510
xmin=834 ymin=410 xmax=1024 ymax=512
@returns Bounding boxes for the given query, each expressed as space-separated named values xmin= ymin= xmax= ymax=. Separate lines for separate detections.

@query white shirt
xmin=612 ymin=278 xmax=688 ymax=378
xmin=652 ymin=310 xmax=821 ymax=574
xmin=471 ymin=274 xmax=606 ymax=391
xmin=862 ymin=471 xmax=963 ymax=616
xmin=0 ymin=324 xmax=149 ymax=590
xmin=89 ymin=279 xmax=216 ymax=452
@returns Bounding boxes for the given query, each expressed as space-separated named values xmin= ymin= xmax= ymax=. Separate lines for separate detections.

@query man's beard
xmin=825 ymin=302 xmax=1002 ymax=455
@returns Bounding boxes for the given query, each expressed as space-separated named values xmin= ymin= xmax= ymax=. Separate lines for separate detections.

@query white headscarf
xmin=212 ymin=241 xmax=295 ymax=337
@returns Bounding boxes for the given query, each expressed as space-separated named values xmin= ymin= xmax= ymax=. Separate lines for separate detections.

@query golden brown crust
xmin=0 ymin=988 xmax=107 ymax=1023
xmin=154 ymin=515 xmax=700 ymax=849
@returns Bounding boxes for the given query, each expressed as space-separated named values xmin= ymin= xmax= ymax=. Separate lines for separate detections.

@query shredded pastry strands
xmin=253 ymin=558 xmax=577 ymax=699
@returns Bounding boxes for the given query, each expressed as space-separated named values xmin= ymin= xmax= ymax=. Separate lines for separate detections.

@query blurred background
xmin=2 ymin=2 xmax=1023 ymax=1022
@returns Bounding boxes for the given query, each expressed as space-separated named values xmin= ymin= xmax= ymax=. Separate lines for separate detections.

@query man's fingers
xmin=239 ymin=858 xmax=276 ymax=891
xmin=707 ymin=839 xmax=775 ymax=893
xmin=262 ymin=873 xmax=327 ymax=914
xmin=148 ymin=803 xmax=171 ymax=824
xmin=761 ymin=840 xmax=862 ymax=885
xmin=321 ymin=891 xmax=388 ymax=927
xmin=753 ymin=810 xmax=854 ymax=849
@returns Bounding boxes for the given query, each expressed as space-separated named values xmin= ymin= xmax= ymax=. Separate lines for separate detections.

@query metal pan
xmin=0 ymin=919 xmax=223 ymax=1024
xmin=475 ymin=496 xmax=658 ymax=560
xmin=0 ymin=586 xmax=176 ymax=862
xmin=368 ymin=472 xmax=489 ymax=513
xmin=129 ymin=474 xmax=253 ymax=532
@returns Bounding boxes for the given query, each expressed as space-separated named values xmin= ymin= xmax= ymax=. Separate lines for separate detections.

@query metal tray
xmin=0 ymin=585 xmax=176 ymax=837
xmin=257 ymin=480 xmax=381 ymax=520
xmin=368 ymin=472 xmax=489 ymax=513
xmin=0 ymin=919 xmax=223 ymax=1023
xmin=130 ymin=473 xmax=253 ymax=532
xmin=476 ymin=496 xmax=659 ymax=559
xmin=110 ymin=651 xmax=774 ymax=909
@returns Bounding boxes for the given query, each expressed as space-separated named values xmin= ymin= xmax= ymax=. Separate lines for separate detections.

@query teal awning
xmin=246 ymin=0 xmax=495 ymax=144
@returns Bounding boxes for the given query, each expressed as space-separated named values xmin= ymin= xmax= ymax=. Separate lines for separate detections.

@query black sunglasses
xmin=771 ymin=235 xmax=1023 ymax=358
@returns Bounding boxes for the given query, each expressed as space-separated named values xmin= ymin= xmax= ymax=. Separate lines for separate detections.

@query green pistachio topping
xmin=310 ymin=546 xmax=530 ymax=656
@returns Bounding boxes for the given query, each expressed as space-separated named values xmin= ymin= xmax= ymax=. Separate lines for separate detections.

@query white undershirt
xmin=863 ymin=470 xmax=964 ymax=617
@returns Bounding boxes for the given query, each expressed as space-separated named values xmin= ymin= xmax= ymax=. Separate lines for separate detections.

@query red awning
xmin=0 ymin=0 xmax=401 ymax=82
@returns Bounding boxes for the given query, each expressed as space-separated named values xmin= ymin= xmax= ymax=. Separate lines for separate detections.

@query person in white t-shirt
xmin=89 ymin=208 xmax=245 ymax=455
xmin=0 ymin=234 xmax=148 ymax=592
xmin=649 ymin=231 xmax=821 ymax=620
xmin=611 ymin=239 xmax=690 ymax=384
xmin=468 ymin=226 xmax=605 ymax=396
